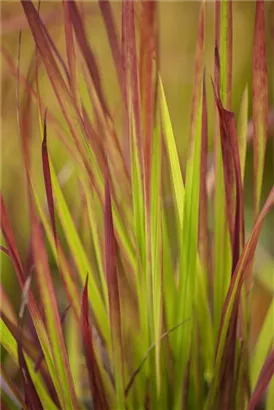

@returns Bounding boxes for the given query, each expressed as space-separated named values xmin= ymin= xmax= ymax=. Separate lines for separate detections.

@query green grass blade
xmin=150 ymin=115 xmax=162 ymax=396
xmin=159 ymin=76 xmax=185 ymax=229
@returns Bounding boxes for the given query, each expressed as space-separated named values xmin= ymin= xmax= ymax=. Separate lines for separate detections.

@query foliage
xmin=1 ymin=1 xmax=273 ymax=409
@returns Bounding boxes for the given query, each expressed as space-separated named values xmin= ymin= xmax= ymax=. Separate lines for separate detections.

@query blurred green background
xmin=1 ymin=1 xmax=273 ymax=345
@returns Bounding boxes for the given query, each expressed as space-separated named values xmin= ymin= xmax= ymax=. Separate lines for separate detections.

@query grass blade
xmin=252 ymin=0 xmax=268 ymax=218
xmin=237 ymin=86 xmax=248 ymax=181
xmin=174 ymin=3 xmax=205 ymax=407
xmin=81 ymin=277 xmax=109 ymax=410
xmin=159 ymin=77 xmax=185 ymax=228
xmin=104 ymin=165 xmax=124 ymax=408
xmin=31 ymin=214 xmax=79 ymax=410
xmin=17 ymin=341 xmax=43 ymax=410
xmin=213 ymin=0 xmax=233 ymax=340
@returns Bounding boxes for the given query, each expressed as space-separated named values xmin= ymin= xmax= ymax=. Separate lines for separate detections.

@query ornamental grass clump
xmin=1 ymin=1 xmax=273 ymax=409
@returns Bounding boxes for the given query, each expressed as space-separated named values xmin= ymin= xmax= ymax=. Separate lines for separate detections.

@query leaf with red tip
xmin=213 ymin=81 xmax=245 ymax=271
xmin=252 ymin=0 xmax=268 ymax=218
xmin=42 ymin=110 xmax=57 ymax=243
xmin=81 ymin=277 xmax=109 ymax=410
xmin=248 ymin=350 xmax=274 ymax=410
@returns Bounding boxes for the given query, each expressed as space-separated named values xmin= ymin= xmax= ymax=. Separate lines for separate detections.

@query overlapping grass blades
xmin=1 ymin=1 xmax=273 ymax=409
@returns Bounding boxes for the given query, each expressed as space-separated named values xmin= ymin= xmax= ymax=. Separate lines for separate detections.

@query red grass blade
xmin=67 ymin=0 xmax=108 ymax=114
xmin=138 ymin=1 xmax=157 ymax=205
xmin=122 ymin=0 xmax=142 ymax=152
xmin=98 ymin=0 xmax=123 ymax=95
xmin=63 ymin=0 xmax=79 ymax=105
xmin=248 ymin=349 xmax=274 ymax=410
xmin=213 ymin=77 xmax=245 ymax=271
xmin=198 ymin=74 xmax=209 ymax=269
xmin=81 ymin=277 xmax=109 ymax=409
xmin=17 ymin=341 xmax=43 ymax=410
xmin=252 ymin=0 xmax=268 ymax=218
xmin=42 ymin=110 xmax=57 ymax=243
xmin=20 ymin=1 xmax=89 ymax=162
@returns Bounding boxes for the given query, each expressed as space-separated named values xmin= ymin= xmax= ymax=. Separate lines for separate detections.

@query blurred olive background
xmin=1 ymin=1 xmax=273 ymax=346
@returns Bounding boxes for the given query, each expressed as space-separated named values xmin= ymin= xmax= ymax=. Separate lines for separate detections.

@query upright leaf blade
xmin=252 ymin=0 xmax=268 ymax=218
xmin=104 ymin=166 xmax=124 ymax=408
xmin=81 ymin=277 xmax=109 ymax=410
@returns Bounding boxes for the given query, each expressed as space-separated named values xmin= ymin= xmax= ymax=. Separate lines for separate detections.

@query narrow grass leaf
xmin=139 ymin=1 xmax=157 ymax=204
xmin=81 ymin=277 xmax=109 ymax=410
xmin=159 ymin=77 xmax=185 ymax=227
xmin=252 ymin=0 xmax=268 ymax=218
xmin=213 ymin=0 xmax=233 ymax=339
xmin=17 ymin=342 xmax=43 ymax=410
xmin=174 ymin=4 xmax=205 ymax=407
xmin=150 ymin=115 xmax=162 ymax=395
xmin=198 ymin=72 xmax=209 ymax=269
xmin=213 ymin=81 xmax=245 ymax=270
xmin=99 ymin=0 xmax=123 ymax=95
xmin=63 ymin=0 xmax=79 ymax=107
xmin=237 ymin=86 xmax=248 ymax=181
xmin=42 ymin=110 xmax=57 ymax=243
xmin=104 ymin=165 xmax=124 ymax=408
xmin=30 ymin=182 xmax=81 ymax=320
xmin=31 ymin=215 xmax=79 ymax=410
xmin=67 ymin=0 xmax=108 ymax=114
xmin=122 ymin=0 xmax=149 ymax=369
